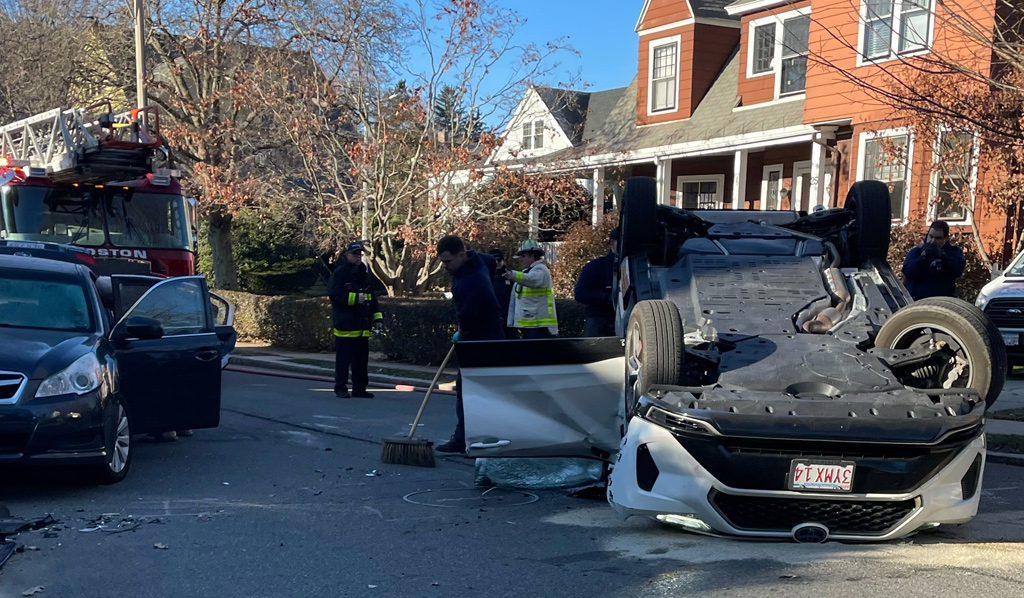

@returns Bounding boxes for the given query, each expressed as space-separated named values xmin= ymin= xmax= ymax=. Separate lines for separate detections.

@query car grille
xmin=0 ymin=371 xmax=26 ymax=403
xmin=984 ymin=298 xmax=1024 ymax=328
xmin=709 ymin=490 xmax=919 ymax=536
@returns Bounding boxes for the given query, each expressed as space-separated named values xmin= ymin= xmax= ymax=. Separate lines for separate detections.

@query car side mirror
xmin=118 ymin=316 xmax=164 ymax=341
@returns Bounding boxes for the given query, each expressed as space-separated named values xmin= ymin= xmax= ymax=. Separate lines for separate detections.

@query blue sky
xmin=510 ymin=0 xmax=640 ymax=92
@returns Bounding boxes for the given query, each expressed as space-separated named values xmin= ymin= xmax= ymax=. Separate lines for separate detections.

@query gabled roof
xmin=533 ymin=86 xmax=592 ymax=145
xmin=690 ymin=0 xmax=738 ymax=19
xmin=497 ymin=49 xmax=808 ymax=168
xmin=724 ymin=0 xmax=795 ymax=16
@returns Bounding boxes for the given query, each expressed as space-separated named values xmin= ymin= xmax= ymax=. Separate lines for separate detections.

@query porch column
xmin=810 ymin=127 xmax=837 ymax=208
xmin=732 ymin=149 xmax=748 ymax=210
xmin=656 ymin=158 xmax=671 ymax=205
xmin=592 ymin=166 xmax=606 ymax=226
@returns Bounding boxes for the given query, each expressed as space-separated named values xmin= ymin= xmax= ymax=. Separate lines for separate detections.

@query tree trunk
xmin=208 ymin=209 xmax=239 ymax=290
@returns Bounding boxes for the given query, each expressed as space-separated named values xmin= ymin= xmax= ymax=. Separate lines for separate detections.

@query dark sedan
xmin=0 ymin=248 xmax=234 ymax=483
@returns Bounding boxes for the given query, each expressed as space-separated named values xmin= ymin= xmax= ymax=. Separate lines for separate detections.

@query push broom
xmin=380 ymin=344 xmax=457 ymax=467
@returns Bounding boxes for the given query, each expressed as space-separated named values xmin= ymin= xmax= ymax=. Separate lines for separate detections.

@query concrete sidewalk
xmin=228 ymin=342 xmax=458 ymax=394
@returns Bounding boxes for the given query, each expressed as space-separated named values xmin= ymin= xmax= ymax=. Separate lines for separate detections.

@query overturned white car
xmin=456 ymin=177 xmax=1005 ymax=543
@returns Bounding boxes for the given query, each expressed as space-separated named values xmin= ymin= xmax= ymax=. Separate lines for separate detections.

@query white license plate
xmin=4 ymin=241 xmax=45 ymax=250
xmin=1003 ymin=333 xmax=1019 ymax=347
xmin=788 ymin=460 xmax=855 ymax=493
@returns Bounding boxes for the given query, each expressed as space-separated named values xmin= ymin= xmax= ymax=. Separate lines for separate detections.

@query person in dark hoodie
xmin=435 ymin=235 xmax=505 ymax=454
xmin=902 ymin=220 xmax=966 ymax=300
xmin=574 ymin=227 xmax=619 ymax=336
xmin=488 ymin=248 xmax=517 ymax=339
xmin=327 ymin=242 xmax=383 ymax=399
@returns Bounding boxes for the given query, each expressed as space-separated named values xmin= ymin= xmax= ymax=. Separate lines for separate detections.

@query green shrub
xmin=239 ymin=258 xmax=321 ymax=295
xmin=221 ymin=292 xmax=590 ymax=365
xmin=551 ymin=213 xmax=619 ymax=299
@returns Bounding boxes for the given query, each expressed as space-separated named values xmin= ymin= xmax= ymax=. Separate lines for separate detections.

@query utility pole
xmin=134 ymin=0 xmax=146 ymax=112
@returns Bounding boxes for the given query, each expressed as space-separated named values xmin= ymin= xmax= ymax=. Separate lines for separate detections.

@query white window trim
xmin=675 ymin=174 xmax=727 ymax=209
xmin=792 ymin=160 xmax=813 ymax=212
xmin=745 ymin=7 xmax=812 ymax=98
xmin=856 ymin=127 xmax=915 ymax=223
xmin=761 ymin=164 xmax=784 ymax=210
xmin=856 ymin=0 xmax=936 ymax=68
xmin=647 ymin=34 xmax=682 ymax=117
xmin=928 ymin=127 xmax=980 ymax=225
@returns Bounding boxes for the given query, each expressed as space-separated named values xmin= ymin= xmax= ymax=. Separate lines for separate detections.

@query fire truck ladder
xmin=0 ymin=101 xmax=163 ymax=183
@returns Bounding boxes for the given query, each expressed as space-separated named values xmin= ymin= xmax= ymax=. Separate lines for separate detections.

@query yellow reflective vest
xmin=507 ymin=260 xmax=558 ymax=334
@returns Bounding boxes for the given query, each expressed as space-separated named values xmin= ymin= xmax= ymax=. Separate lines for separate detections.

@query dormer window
xmin=648 ymin=36 xmax=680 ymax=113
xmin=752 ymin=24 xmax=775 ymax=75
xmin=521 ymin=120 xmax=545 ymax=150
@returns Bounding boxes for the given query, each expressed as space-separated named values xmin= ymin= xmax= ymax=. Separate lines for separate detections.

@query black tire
xmin=619 ymin=177 xmax=658 ymax=258
xmin=876 ymin=297 xmax=1007 ymax=409
xmin=844 ymin=180 xmax=892 ymax=265
xmin=90 ymin=397 xmax=133 ymax=484
xmin=625 ymin=299 xmax=684 ymax=418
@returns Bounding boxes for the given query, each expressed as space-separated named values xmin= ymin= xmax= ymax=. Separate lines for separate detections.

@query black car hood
xmin=0 ymin=328 xmax=101 ymax=379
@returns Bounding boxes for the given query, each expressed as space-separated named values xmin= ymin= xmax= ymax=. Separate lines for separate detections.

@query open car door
xmin=109 ymin=275 xmax=224 ymax=434
xmin=456 ymin=338 xmax=625 ymax=460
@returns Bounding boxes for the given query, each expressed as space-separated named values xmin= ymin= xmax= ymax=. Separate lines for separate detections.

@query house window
xmin=862 ymin=0 xmax=934 ymax=61
xmin=762 ymin=165 xmax=784 ymax=210
xmin=861 ymin=133 xmax=910 ymax=220
xmin=780 ymin=15 xmax=809 ymax=96
xmin=746 ymin=10 xmax=810 ymax=97
xmin=676 ymin=176 xmax=725 ymax=210
xmin=521 ymin=121 xmax=544 ymax=150
xmin=932 ymin=131 xmax=976 ymax=221
xmin=651 ymin=42 xmax=678 ymax=112
xmin=752 ymin=24 xmax=775 ymax=75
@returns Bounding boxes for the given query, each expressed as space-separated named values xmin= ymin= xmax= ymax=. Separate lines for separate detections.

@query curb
xmin=225 ymin=361 xmax=457 ymax=396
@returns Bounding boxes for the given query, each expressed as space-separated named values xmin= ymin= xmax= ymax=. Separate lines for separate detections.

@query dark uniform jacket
xmin=902 ymin=243 xmax=966 ymax=300
xmin=328 ymin=262 xmax=382 ymax=336
xmin=452 ymin=251 xmax=504 ymax=341
xmin=574 ymin=252 xmax=615 ymax=318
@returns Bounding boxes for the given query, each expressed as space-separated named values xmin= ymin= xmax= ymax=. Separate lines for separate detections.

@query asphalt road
xmin=1 ymin=371 xmax=1024 ymax=598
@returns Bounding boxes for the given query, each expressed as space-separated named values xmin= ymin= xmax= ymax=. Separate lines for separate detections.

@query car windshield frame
xmin=0 ymin=269 xmax=96 ymax=333
xmin=1004 ymin=251 xmax=1024 ymax=278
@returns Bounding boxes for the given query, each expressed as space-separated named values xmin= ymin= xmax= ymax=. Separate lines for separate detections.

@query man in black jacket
xmin=328 ymin=242 xmax=382 ymax=399
xmin=902 ymin=221 xmax=967 ymax=300
xmin=488 ymin=248 xmax=516 ymax=339
xmin=435 ymin=235 xmax=505 ymax=453
xmin=574 ymin=227 xmax=619 ymax=336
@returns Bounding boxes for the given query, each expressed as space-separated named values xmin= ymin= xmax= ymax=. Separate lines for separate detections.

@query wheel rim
xmin=110 ymin=403 xmax=130 ymax=474
xmin=625 ymin=321 xmax=643 ymax=413
xmin=889 ymin=324 xmax=974 ymax=390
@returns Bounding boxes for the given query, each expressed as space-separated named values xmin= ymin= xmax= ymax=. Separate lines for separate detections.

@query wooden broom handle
xmin=407 ymin=344 xmax=457 ymax=439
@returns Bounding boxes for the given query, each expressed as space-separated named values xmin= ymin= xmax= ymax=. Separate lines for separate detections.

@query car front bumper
xmin=0 ymin=387 xmax=109 ymax=465
xmin=607 ymin=416 xmax=985 ymax=542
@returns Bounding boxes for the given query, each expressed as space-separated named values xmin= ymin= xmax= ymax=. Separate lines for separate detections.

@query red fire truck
xmin=0 ymin=102 xmax=196 ymax=276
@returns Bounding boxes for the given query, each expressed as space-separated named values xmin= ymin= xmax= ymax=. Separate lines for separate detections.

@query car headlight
xmin=35 ymin=353 xmax=105 ymax=398
xmin=976 ymin=291 xmax=990 ymax=309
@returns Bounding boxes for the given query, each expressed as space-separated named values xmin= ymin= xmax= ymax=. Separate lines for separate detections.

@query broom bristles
xmin=381 ymin=436 xmax=436 ymax=467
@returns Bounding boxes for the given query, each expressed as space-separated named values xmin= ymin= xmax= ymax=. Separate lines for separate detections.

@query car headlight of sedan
xmin=975 ymin=291 xmax=990 ymax=309
xmin=35 ymin=353 xmax=106 ymax=398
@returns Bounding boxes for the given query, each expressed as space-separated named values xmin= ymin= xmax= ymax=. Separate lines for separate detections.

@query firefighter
xmin=328 ymin=242 xmax=382 ymax=398
xmin=574 ymin=227 xmax=619 ymax=337
xmin=503 ymin=239 xmax=558 ymax=339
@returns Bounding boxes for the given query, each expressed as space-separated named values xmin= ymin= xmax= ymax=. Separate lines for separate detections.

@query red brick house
xmin=489 ymin=0 xmax=1012 ymax=261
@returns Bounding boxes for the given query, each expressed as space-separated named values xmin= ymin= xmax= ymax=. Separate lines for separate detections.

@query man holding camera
xmin=902 ymin=221 xmax=966 ymax=301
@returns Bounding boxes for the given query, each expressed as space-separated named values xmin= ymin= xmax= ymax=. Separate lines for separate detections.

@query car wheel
xmin=844 ymin=180 xmax=892 ymax=266
xmin=91 ymin=398 xmax=133 ymax=484
xmin=625 ymin=299 xmax=684 ymax=419
xmin=875 ymin=297 xmax=1007 ymax=409
xmin=619 ymin=177 xmax=658 ymax=258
